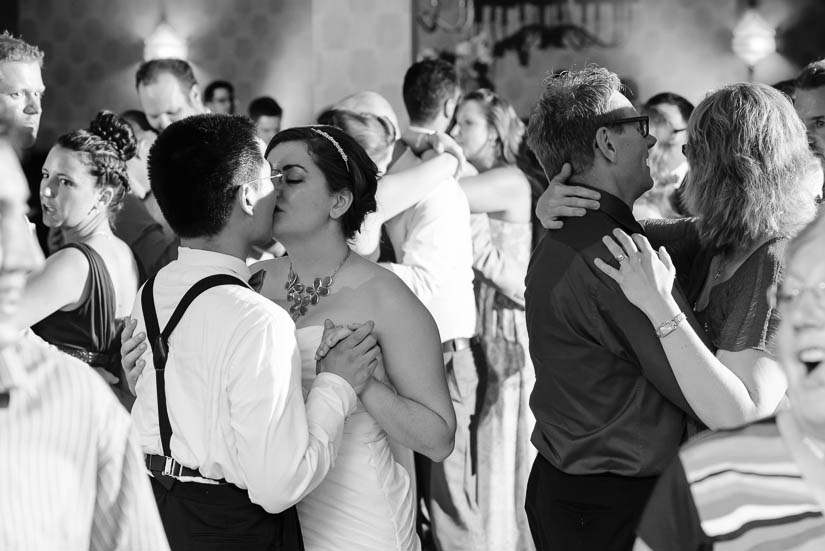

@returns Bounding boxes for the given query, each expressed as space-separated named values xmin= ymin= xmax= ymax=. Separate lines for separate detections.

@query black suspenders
xmin=141 ymin=273 xmax=247 ymax=469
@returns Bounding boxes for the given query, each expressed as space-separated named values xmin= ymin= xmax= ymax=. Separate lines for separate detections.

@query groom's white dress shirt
xmin=131 ymin=247 xmax=357 ymax=513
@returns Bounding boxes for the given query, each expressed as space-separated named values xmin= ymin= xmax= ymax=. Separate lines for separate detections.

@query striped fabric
xmin=0 ymin=333 xmax=169 ymax=550
xmin=682 ymin=418 xmax=825 ymax=550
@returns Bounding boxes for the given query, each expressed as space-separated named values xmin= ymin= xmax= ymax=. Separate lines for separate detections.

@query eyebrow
xmin=281 ymin=164 xmax=307 ymax=171
xmin=42 ymin=170 xmax=74 ymax=181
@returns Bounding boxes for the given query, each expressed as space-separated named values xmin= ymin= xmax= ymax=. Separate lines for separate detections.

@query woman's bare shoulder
xmin=360 ymin=262 xmax=432 ymax=320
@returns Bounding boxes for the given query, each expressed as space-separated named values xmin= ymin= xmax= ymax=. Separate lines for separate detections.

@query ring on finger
xmin=615 ymin=254 xmax=627 ymax=262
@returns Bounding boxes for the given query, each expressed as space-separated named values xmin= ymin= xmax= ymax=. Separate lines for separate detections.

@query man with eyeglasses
xmin=123 ymin=114 xmax=380 ymax=549
xmin=523 ymin=66 xmax=706 ymax=551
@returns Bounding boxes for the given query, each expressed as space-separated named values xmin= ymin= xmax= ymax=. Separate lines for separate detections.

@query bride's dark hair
xmin=266 ymin=125 xmax=378 ymax=239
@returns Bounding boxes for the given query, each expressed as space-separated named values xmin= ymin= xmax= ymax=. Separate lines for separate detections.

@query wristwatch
xmin=655 ymin=312 xmax=686 ymax=339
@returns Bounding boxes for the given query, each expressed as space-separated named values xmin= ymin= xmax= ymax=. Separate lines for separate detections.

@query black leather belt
xmin=145 ymin=454 xmax=220 ymax=480
xmin=442 ymin=337 xmax=472 ymax=353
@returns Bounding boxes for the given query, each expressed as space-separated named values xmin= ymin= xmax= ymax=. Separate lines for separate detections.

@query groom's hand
xmin=317 ymin=320 xmax=381 ymax=396
xmin=315 ymin=319 xmax=366 ymax=360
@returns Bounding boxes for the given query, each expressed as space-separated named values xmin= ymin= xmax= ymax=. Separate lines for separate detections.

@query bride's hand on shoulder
xmin=593 ymin=229 xmax=679 ymax=318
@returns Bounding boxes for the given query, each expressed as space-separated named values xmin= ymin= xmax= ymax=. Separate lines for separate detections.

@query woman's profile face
xmin=39 ymin=146 xmax=101 ymax=229
xmin=776 ymin=227 xmax=825 ymax=429
xmin=266 ymin=140 xmax=338 ymax=241
xmin=450 ymin=99 xmax=495 ymax=165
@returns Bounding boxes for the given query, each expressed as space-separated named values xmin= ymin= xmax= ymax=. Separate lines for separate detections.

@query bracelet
xmin=655 ymin=312 xmax=686 ymax=339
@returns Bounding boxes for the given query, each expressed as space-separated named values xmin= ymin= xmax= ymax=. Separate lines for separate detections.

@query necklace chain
xmin=284 ymin=249 xmax=351 ymax=320
xmin=713 ymin=254 xmax=725 ymax=280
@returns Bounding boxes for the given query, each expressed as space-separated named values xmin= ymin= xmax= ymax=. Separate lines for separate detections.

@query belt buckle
xmin=163 ymin=456 xmax=176 ymax=477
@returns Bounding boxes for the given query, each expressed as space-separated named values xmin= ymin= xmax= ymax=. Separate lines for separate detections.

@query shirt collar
xmin=176 ymin=247 xmax=252 ymax=280
xmin=576 ymin=182 xmax=644 ymax=234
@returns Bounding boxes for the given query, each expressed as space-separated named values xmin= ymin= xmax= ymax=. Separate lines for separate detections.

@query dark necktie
xmin=248 ymin=269 xmax=267 ymax=293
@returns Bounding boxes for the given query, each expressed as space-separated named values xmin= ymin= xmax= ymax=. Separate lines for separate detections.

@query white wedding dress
xmin=296 ymin=326 xmax=420 ymax=551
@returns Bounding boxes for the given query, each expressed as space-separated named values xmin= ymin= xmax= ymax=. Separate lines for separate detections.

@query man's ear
xmin=594 ymin=126 xmax=618 ymax=163
xmin=329 ymin=189 xmax=353 ymax=221
xmin=444 ymin=96 xmax=458 ymax=120
xmin=237 ymin=182 xmax=256 ymax=216
xmin=189 ymin=85 xmax=203 ymax=109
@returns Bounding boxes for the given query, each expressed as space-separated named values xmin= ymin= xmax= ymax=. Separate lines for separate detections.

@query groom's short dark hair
xmin=148 ymin=114 xmax=261 ymax=238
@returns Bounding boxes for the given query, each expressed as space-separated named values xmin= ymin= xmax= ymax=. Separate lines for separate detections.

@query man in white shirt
xmin=128 ymin=114 xmax=379 ymax=550
xmin=0 ymin=120 xmax=169 ymax=550
xmin=335 ymin=88 xmax=483 ymax=551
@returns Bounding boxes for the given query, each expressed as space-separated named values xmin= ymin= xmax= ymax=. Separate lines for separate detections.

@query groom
xmin=124 ymin=114 xmax=380 ymax=550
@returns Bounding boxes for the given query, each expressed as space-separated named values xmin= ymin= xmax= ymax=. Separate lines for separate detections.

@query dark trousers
xmin=150 ymin=475 xmax=303 ymax=551
xmin=524 ymin=455 xmax=658 ymax=551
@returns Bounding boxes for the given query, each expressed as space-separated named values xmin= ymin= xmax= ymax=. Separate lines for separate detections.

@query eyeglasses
xmin=242 ymin=168 xmax=283 ymax=188
xmin=605 ymin=115 xmax=649 ymax=138
xmin=767 ymin=282 xmax=825 ymax=309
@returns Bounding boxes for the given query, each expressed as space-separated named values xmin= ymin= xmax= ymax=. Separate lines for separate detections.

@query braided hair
xmin=57 ymin=110 xmax=136 ymax=216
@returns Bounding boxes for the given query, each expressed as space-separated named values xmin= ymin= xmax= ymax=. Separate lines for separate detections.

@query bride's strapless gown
xmin=296 ymin=326 xmax=420 ymax=551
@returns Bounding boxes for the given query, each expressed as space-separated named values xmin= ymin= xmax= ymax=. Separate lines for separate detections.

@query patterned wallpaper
xmin=415 ymin=0 xmax=803 ymax=116
xmin=18 ymin=0 xmax=411 ymax=150
xmin=312 ymin=0 xmax=411 ymax=126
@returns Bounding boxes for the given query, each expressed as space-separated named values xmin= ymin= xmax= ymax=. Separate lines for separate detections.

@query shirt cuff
xmin=311 ymin=372 xmax=358 ymax=416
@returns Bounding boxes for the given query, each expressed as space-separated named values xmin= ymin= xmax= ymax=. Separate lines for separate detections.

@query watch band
xmin=655 ymin=312 xmax=687 ymax=339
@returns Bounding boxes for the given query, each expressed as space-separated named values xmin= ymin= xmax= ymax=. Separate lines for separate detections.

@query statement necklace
xmin=285 ymin=249 xmax=351 ymax=320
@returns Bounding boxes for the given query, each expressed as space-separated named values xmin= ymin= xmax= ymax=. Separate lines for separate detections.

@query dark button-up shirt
xmin=525 ymin=185 xmax=710 ymax=477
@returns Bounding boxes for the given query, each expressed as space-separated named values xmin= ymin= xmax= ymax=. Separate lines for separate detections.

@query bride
xmin=253 ymin=125 xmax=455 ymax=551
xmin=120 ymin=124 xmax=455 ymax=550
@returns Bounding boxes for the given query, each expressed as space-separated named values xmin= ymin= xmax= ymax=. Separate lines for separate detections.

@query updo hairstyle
xmin=57 ymin=110 xmax=136 ymax=216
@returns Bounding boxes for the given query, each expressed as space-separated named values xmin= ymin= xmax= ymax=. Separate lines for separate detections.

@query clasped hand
xmin=118 ymin=317 xmax=383 ymax=398
xmin=315 ymin=319 xmax=383 ymax=396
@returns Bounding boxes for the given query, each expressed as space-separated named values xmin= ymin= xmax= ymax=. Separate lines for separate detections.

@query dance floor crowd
xmin=0 ymin=26 xmax=824 ymax=551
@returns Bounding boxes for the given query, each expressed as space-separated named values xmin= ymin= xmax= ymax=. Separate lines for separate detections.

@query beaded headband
xmin=311 ymin=128 xmax=350 ymax=173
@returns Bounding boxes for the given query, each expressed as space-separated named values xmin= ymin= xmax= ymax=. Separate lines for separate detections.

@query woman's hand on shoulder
xmin=593 ymin=229 xmax=681 ymax=324
xmin=120 ymin=318 xmax=148 ymax=395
